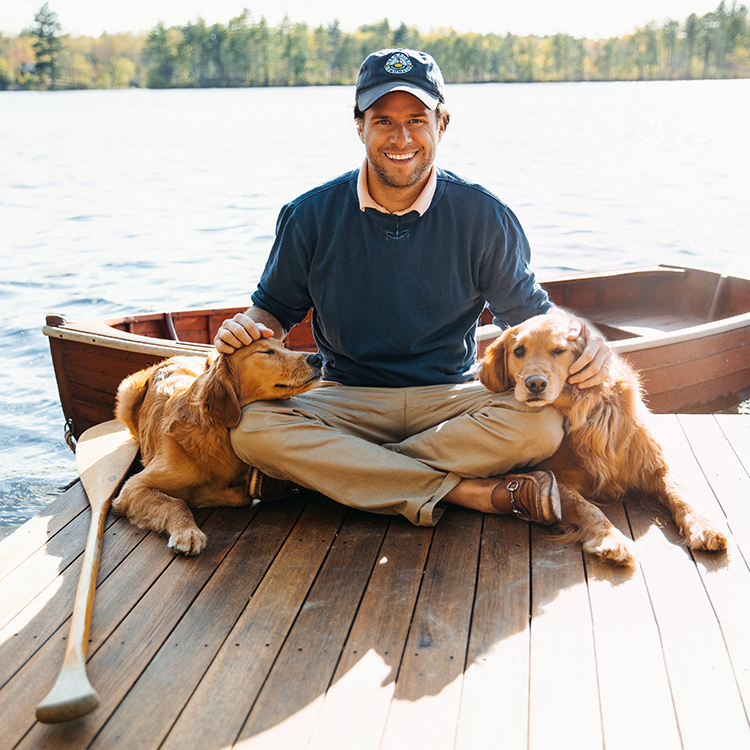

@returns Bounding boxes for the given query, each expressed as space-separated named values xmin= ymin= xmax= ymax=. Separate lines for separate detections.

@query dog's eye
xmin=513 ymin=346 xmax=525 ymax=358
xmin=551 ymin=348 xmax=567 ymax=356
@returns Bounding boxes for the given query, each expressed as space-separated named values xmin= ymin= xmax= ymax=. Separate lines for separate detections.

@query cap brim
xmin=357 ymin=81 xmax=440 ymax=111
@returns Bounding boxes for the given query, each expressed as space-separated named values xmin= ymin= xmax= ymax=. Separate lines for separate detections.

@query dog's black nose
xmin=307 ymin=352 xmax=323 ymax=369
xmin=525 ymin=375 xmax=548 ymax=394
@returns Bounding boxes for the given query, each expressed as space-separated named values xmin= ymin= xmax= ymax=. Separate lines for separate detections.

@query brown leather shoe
xmin=490 ymin=471 xmax=561 ymax=525
xmin=246 ymin=467 xmax=301 ymax=501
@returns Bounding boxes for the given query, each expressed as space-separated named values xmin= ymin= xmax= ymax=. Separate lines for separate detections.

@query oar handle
xmin=35 ymin=500 xmax=110 ymax=723
xmin=69 ymin=500 xmax=109 ymax=653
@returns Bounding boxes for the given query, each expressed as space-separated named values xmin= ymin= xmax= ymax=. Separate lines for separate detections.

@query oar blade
xmin=75 ymin=420 xmax=138 ymax=511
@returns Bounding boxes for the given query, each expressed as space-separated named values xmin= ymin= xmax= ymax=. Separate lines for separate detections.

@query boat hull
xmin=44 ymin=266 xmax=750 ymax=441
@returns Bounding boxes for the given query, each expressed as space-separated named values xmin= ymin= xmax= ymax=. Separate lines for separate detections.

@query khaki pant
xmin=230 ymin=381 xmax=563 ymax=526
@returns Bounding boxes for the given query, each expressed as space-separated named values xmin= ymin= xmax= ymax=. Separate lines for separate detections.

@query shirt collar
xmin=357 ymin=160 xmax=437 ymax=216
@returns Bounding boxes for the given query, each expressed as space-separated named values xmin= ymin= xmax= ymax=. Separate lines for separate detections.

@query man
xmin=215 ymin=49 xmax=611 ymax=527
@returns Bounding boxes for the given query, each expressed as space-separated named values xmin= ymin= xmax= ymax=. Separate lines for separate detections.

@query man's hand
xmin=214 ymin=312 xmax=275 ymax=354
xmin=566 ymin=317 xmax=613 ymax=389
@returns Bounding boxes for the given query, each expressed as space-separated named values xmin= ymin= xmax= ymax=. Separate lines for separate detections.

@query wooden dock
xmin=1 ymin=414 xmax=749 ymax=749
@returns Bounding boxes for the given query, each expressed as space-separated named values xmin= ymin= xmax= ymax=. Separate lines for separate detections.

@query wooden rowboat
xmin=43 ymin=264 xmax=750 ymax=443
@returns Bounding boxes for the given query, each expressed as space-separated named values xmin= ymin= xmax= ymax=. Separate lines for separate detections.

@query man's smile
xmin=359 ymin=91 xmax=446 ymax=203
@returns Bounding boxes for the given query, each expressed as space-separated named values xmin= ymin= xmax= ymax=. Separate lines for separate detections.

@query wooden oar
xmin=36 ymin=420 xmax=138 ymax=724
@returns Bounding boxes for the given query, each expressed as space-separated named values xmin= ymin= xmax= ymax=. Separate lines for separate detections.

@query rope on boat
xmin=64 ymin=419 xmax=77 ymax=452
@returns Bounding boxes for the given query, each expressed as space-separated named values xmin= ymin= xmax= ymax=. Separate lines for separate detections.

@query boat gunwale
xmin=477 ymin=310 xmax=750 ymax=352
xmin=42 ymin=324 xmax=211 ymax=358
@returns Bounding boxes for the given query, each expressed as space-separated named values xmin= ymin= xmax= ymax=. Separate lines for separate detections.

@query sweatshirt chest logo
xmin=386 ymin=228 xmax=410 ymax=241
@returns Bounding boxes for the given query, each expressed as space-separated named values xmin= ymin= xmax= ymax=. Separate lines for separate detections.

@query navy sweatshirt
xmin=251 ymin=167 xmax=551 ymax=387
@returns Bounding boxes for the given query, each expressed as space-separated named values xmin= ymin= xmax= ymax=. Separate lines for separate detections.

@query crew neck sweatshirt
xmin=251 ymin=167 xmax=551 ymax=387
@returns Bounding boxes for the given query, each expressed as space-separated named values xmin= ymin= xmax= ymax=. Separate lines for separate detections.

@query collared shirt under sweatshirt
xmin=251 ymin=167 xmax=551 ymax=388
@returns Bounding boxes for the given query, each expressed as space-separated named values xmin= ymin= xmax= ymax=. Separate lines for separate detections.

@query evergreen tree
xmin=30 ymin=3 xmax=62 ymax=88
xmin=144 ymin=23 xmax=178 ymax=87
xmin=685 ymin=13 xmax=700 ymax=78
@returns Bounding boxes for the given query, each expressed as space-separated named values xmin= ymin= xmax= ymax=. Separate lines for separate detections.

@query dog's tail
xmin=115 ymin=369 xmax=151 ymax=441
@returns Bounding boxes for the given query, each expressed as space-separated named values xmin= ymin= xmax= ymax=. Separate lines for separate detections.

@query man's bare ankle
xmin=442 ymin=477 xmax=498 ymax=513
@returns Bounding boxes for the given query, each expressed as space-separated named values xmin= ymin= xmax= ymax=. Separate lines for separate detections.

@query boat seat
xmin=588 ymin=322 xmax=644 ymax=341
xmin=614 ymin=325 xmax=666 ymax=336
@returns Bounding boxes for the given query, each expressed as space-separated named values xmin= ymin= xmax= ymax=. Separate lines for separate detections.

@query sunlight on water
xmin=1 ymin=80 xmax=749 ymax=537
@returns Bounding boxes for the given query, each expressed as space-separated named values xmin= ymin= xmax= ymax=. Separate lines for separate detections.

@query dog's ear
xmin=479 ymin=330 xmax=511 ymax=392
xmin=201 ymin=355 xmax=243 ymax=427
xmin=559 ymin=310 xmax=595 ymax=360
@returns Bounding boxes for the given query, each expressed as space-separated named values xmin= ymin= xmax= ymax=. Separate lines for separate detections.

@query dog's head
xmin=201 ymin=338 xmax=323 ymax=427
xmin=479 ymin=312 xmax=584 ymax=406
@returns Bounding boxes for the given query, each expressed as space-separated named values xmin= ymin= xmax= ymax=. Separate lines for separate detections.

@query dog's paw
xmin=584 ymin=529 xmax=637 ymax=568
xmin=168 ymin=527 xmax=208 ymax=555
xmin=684 ymin=516 xmax=728 ymax=552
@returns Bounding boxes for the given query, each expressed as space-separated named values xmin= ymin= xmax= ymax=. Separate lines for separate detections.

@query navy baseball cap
xmin=355 ymin=49 xmax=446 ymax=111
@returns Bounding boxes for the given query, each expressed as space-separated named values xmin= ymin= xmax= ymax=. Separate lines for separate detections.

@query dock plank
xmin=586 ymin=503 xmax=682 ymax=750
xmin=527 ymin=527 xmax=602 ymax=750
xmin=0 ymin=520 xmax=176 ymax=748
xmin=307 ymin=519 xmax=434 ymax=750
xmin=675 ymin=416 xmax=750 ymax=718
xmin=455 ymin=516 xmax=531 ymax=750
xmin=0 ymin=483 xmax=87 ymax=582
xmin=715 ymin=414 xmax=750 ymax=473
xmin=379 ymin=508 xmax=482 ymax=750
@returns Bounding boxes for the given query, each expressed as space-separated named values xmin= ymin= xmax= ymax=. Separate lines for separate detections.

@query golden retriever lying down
xmin=113 ymin=338 xmax=322 ymax=555
xmin=479 ymin=311 xmax=727 ymax=568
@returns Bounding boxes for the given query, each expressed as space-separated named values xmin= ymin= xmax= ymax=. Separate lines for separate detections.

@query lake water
xmin=1 ymin=80 xmax=749 ymax=539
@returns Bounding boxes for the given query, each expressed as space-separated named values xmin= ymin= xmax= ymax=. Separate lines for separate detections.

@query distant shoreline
xmin=3 ymin=3 xmax=749 ymax=91
xmin=3 ymin=76 xmax=750 ymax=94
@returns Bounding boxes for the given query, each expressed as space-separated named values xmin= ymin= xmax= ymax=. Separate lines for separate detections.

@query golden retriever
xmin=113 ymin=338 xmax=322 ymax=555
xmin=479 ymin=311 xmax=727 ymax=568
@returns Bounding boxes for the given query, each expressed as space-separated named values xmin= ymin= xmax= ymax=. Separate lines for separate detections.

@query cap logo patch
xmin=384 ymin=52 xmax=413 ymax=75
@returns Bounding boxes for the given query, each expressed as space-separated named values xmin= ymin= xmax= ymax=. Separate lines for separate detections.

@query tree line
xmin=2 ymin=2 xmax=748 ymax=90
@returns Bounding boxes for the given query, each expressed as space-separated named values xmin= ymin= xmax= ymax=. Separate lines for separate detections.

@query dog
xmin=113 ymin=337 xmax=323 ymax=555
xmin=479 ymin=310 xmax=727 ymax=568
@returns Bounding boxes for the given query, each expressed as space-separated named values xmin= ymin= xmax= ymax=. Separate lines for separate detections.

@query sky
xmin=2 ymin=1 xmax=725 ymax=40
